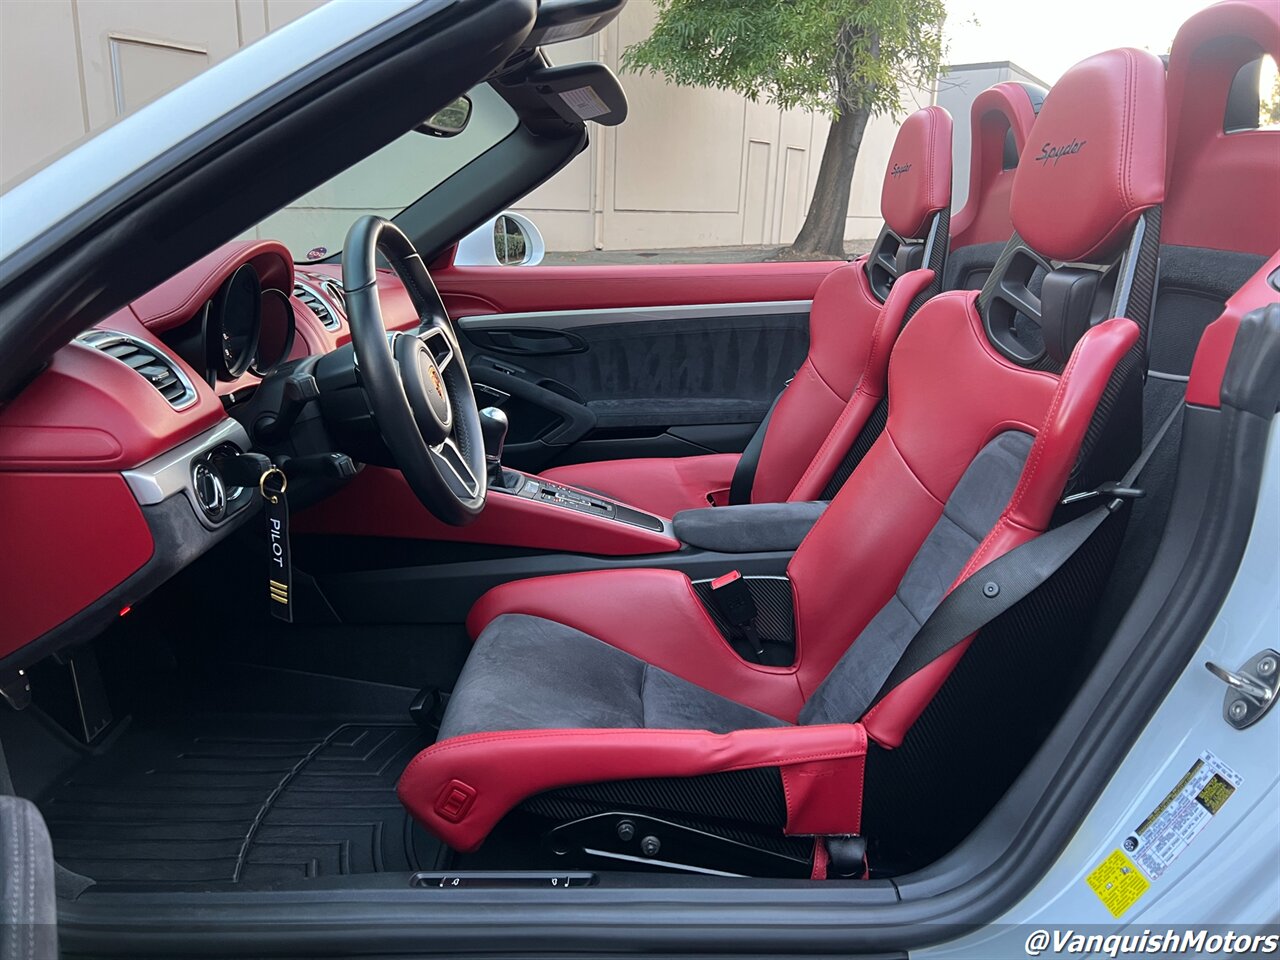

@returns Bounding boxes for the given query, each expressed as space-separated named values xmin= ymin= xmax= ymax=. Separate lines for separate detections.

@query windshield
xmin=244 ymin=83 xmax=518 ymax=261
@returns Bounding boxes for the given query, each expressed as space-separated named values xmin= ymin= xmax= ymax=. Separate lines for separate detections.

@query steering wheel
xmin=342 ymin=216 xmax=486 ymax=525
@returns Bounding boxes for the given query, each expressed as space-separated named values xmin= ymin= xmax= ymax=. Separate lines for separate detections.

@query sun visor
xmin=526 ymin=0 xmax=625 ymax=47
xmin=530 ymin=63 xmax=628 ymax=127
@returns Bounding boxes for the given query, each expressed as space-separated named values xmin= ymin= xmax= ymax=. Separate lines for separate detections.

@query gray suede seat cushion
xmin=438 ymin=613 xmax=788 ymax=743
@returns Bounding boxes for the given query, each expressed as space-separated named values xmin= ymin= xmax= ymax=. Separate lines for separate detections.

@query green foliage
xmin=622 ymin=0 xmax=947 ymax=120
xmin=1263 ymin=69 xmax=1280 ymax=127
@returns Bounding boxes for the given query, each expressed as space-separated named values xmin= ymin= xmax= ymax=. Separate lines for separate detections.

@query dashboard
xmin=0 ymin=239 xmax=419 ymax=663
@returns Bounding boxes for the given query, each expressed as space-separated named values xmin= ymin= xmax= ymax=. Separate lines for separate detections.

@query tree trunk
xmin=787 ymin=103 xmax=873 ymax=259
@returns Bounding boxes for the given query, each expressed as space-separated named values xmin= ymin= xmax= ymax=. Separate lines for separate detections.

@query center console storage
xmin=673 ymin=501 xmax=827 ymax=553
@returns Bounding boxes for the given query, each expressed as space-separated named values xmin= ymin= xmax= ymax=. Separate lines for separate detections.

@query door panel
xmin=434 ymin=261 xmax=838 ymax=315
xmin=436 ymin=260 xmax=839 ymax=473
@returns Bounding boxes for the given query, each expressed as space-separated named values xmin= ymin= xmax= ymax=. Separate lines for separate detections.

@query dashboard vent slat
xmin=294 ymin=279 xmax=342 ymax=332
xmin=76 ymin=330 xmax=198 ymax=411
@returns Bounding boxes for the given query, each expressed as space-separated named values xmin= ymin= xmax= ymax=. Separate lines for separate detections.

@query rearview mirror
xmin=416 ymin=96 xmax=471 ymax=137
xmin=456 ymin=212 xmax=546 ymax=267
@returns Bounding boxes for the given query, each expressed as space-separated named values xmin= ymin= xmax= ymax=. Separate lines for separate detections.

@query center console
xmin=478 ymin=404 xmax=666 ymax=534
xmin=498 ymin=473 xmax=666 ymax=533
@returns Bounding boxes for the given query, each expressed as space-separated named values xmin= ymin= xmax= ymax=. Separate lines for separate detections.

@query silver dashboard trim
xmin=294 ymin=278 xmax=345 ymax=331
xmin=457 ymin=299 xmax=814 ymax=332
xmin=76 ymin=329 xmax=200 ymax=412
xmin=122 ymin=419 xmax=252 ymax=506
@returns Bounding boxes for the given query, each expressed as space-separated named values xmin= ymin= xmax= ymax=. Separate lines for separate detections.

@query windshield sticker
xmin=559 ymin=86 xmax=609 ymax=121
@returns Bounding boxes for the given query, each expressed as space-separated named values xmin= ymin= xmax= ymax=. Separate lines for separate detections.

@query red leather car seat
xmin=537 ymin=105 xmax=953 ymax=517
xmin=399 ymin=48 xmax=1166 ymax=872
xmin=950 ymin=82 xmax=1044 ymax=249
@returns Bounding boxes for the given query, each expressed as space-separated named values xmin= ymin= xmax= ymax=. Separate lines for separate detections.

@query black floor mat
xmin=38 ymin=714 xmax=441 ymax=889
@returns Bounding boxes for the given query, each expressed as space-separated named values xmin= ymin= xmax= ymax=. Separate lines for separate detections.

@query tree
xmin=622 ymin=0 xmax=947 ymax=259
xmin=1264 ymin=69 xmax=1280 ymax=127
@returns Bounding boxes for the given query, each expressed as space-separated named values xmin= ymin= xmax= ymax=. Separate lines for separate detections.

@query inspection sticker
xmin=559 ymin=86 xmax=609 ymax=121
xmin=1086 ymin=750 xmax=1241 ymax=917
xmin=1086 ymin=849 xmax=1150 ymax=918
xmin=1125 ymin=749 xmax=1241 ymax=881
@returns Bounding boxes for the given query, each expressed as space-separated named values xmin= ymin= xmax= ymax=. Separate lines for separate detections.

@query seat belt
xmin=727 ymin=386 xmax=786 ymax=506
xmin=866 ymin=402 xmax=1182 ymax=711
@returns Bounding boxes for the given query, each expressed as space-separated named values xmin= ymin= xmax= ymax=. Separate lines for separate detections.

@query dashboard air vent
xmin=294 ymin=279 xmax=342 ymax=331
xmin=320 ymin=277 xmax=346 ymax=312
xmin=77 ymin=330 xmax=198 ymax=410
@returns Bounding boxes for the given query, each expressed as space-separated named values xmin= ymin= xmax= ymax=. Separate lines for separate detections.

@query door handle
xmin=475 ymin=328 xmax=587 ymax=356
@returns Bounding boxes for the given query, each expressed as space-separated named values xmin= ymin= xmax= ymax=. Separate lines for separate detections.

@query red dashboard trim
xmin=0 ymin=310 xmax=225 ymax=472
xmin=0 ymin=472 xmax=154 ymax=656
xmin=131 ymin=239 xmax=295 ymax=333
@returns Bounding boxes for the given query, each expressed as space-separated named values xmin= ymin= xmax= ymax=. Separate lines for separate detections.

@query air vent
xmin=77 ymin=330 xmax=198 ymax=410
xmin=320 ymin=277 xmax=346 ymax=312
xmin=294 ymin=278 xmax=343 ymax=331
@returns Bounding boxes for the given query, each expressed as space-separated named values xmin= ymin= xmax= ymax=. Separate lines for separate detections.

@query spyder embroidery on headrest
xmin=1034 ymin=138 xmax=1087 ymax=166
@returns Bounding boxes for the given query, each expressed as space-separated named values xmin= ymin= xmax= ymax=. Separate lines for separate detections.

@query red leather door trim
xmin=432 ymin=261 xmax=841 ymax=318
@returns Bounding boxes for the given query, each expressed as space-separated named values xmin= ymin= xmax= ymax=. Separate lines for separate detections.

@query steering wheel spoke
xmin=430 ymin=436 xmax=482 ymax=499
xmin=419 ymin=324 xmax=455 ymax=372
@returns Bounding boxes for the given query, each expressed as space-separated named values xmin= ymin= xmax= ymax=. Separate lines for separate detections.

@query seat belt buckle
xmin=709 ymin=571 xmax=757 ymax=627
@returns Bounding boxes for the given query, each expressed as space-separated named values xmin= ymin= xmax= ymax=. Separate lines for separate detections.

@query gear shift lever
xmin=478 ymin=406 xmax=509 ymax=489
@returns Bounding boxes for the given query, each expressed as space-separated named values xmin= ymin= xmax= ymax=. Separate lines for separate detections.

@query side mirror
xmin=456 ymin=212 xmax=546 ymax=267
xmin=416 ymin=96 xmax=471 ymax=138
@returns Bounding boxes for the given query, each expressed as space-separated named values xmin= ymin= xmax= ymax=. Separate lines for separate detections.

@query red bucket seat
xmin=538 ymin=105 xmax=954 ymax=516
xmin=399 ymin=48 xmax=1167 ymax=871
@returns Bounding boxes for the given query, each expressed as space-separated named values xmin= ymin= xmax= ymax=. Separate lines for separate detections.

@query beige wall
xmin=0 ymin=0 xmax=324 ymax=187
xmin=1 ymin=0 xmax=935 ymax=252
xmin=514 ymin=2 xmax=935 ymax=251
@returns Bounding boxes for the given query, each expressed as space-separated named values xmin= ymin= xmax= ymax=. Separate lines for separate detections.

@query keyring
xmin=259 ymin=467 xmax=288 ymax=504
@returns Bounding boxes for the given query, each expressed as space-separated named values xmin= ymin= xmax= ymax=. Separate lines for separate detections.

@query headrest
xmin=880 ymin=105 xmax=953 ymax=239
xmin=1011 ymin=48 xmax=1166 ymax=264
xmin=972 ymin=82 xmax=1042 ymax=159
xmin=1162 ymin=0 xmax=1280 ymax=255
xmin=950 ymin=82 xmax=1045 ymax=248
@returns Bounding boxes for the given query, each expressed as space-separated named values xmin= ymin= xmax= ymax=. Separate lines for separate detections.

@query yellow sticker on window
xmin=1086 ymin=849 xmax=1150 ymax=918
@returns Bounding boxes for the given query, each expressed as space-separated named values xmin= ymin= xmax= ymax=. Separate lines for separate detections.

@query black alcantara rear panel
xmin=1150 ymin=246 xmax=1267 ymax=377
